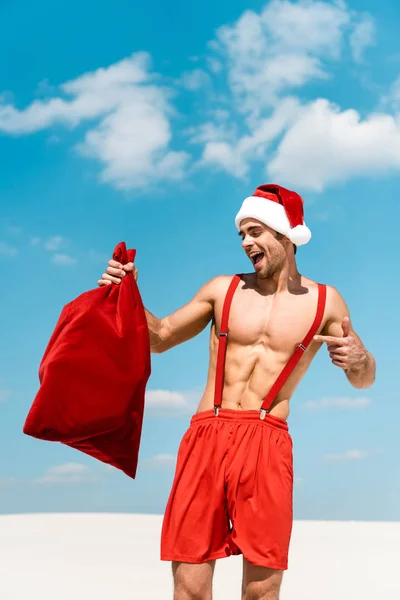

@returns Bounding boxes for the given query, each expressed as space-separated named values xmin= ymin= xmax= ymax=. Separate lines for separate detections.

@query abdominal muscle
xmin=196 ymin=341 xmax=312 ymax=421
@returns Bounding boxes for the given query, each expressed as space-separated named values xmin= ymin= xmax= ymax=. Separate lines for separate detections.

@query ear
xmin=282 ymin=235 xmax=296 ymax=254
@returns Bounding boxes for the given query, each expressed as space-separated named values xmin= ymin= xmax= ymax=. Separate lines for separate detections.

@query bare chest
xmin=214 ymin=284 xmax=323 ymax=352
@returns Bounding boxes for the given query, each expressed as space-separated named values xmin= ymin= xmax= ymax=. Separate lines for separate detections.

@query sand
xmin=0 ymin=513 xmax=398 ymax=599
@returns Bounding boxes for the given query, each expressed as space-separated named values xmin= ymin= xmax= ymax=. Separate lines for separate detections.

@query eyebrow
xmin=238 ymin=226 xmax=262 ymax=237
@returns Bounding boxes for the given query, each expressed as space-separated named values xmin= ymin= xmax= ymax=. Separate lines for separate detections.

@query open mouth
xmin=250 ymin=252 xmax=264 ymax=266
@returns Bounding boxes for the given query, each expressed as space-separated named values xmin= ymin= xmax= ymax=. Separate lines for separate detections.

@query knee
xmin=174 ymin=579 xmax=211 ymax=600
xmin=242 ymin=562 xmax=283 ymax=600
xmin=244 ymin=589 xmax=280 ymax=600
xmin=173 ymin=564 xmax=213 ymax=600
xmin=244 ymin=580 xmax=281 ymax=600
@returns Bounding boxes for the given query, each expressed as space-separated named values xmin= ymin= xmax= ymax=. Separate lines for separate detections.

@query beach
xmin=0 ymin=513 xmax=398 ymax=599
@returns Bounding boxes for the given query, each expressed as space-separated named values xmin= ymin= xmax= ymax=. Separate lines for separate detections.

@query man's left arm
xmin=313 ymin=286 xmax=376 ymax=389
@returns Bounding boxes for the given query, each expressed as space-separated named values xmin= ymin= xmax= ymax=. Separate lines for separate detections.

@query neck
xmin=253 ymin=253 xmax=301 ymax=294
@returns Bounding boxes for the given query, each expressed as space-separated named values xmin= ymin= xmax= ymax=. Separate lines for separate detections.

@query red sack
xmin=23 ymin=242 xmax=151 ymax=479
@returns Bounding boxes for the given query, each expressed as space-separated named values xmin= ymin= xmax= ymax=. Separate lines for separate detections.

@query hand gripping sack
xmin=23 ymin=242 xmax=151 ymax=478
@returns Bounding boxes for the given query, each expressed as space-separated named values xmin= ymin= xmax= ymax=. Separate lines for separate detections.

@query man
xmin=98 ymin=184 xmax=376 ymax=600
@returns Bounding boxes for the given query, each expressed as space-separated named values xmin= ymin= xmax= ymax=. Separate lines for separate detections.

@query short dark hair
xmin=275 ymin=232 xmax=297 ymax=254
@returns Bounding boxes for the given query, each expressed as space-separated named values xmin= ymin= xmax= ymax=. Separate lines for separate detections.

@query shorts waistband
xmin=190 ymin=408 xmax=289 ymax=431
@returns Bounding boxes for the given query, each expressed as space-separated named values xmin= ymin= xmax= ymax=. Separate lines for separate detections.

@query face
xmin=238 ymin=218 xmax=287 ymax=279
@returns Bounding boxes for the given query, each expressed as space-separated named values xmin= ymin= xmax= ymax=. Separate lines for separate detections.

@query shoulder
xmin=304 ymin=278 xmax=346 ymax=306
xmin=299 ymin=276 xmax=327 ymax=299
xmin=301 ymin=279 xmax=348 ymax=319
xmin=319 ymin=285 xmax=350 ymax=335
xmin=324 ymin=285 xmax=348 ymax=314
xmin=194 ymin=275 xmax=237 ymax=303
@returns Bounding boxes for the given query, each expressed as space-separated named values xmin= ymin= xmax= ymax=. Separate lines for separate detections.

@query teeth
xmin=250 ymin=252 xmax=264 ymax=265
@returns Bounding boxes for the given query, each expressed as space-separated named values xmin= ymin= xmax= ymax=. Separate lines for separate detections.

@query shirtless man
xmin=98 ymin=184 xmax=376 ymax=600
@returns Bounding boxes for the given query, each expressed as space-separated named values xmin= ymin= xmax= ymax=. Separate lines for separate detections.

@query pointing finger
xmin=314 ymin=335 xmax=347 ymax=345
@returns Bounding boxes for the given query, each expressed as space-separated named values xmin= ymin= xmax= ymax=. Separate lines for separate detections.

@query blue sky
xmin=0 ymin=0 xmax=399 ymax=520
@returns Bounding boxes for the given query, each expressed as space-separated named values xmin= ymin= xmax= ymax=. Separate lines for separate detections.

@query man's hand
xmin=313 ymin=317 xmax=368 ymax=372
xmin=98 ymin=260 xmax=138 ymax=287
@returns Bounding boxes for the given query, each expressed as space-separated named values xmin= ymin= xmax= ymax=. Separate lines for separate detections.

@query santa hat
xmin=235 ymin=184 xmax=311 ymax=246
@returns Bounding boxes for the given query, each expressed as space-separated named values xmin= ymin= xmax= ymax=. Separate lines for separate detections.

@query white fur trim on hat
xmin=235 ymin=196 xmax=311 ymax=246
xmin=287 ymin=224 xmax=311 ymax=246
xmin=235 ymin=196 xmax=290 ymax=234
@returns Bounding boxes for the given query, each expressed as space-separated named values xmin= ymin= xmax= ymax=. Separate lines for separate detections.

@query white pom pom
xmin=288 ymin=224 xmax=312 ymax=246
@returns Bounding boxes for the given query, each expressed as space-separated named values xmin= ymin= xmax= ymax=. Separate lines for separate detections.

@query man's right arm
xmin=98 ymin=260 xmax=222 ymax=354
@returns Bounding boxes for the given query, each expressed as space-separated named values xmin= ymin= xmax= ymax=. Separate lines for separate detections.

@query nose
xmin=242 ymin=235 xmax=252 ymax=249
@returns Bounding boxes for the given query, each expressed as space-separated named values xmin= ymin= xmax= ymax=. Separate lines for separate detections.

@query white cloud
xmin=211 ymin=0 xmax=350 ymax=116
xmin=324 ymin=449 xmax=373 ymax=463
xmin=0 ymin=52 xmax=189 ymax=190
xmin=193 ymin=1 xmax=379 ymax=183
xmin=0 ymin=53 xmax=149 ymax=133
xmin=146 ymin=389 xmax=187 ymax=408
xmin=0 ymin=3 xmax=387 ymax=194
xmin=142 ymin=454 xmax=177 ymax=469
xmin=206 ymin=57 xmax=223 ymax=74
xmin=198 ymin=96 xmax=300 ymax=177
xmin=304 ymin=396 xmax=371 ymax=411
xmin=35 ymin=79 xmax=57 ymax=97
xmin=190 ymin=2 xmax=393 ymax=192
xmin=350 ymin=15 xmax=375 ymax=62
xmin=77 ymin=93 xmax=189 ymax=190
xmin=382 ymin=76 xmax=400 ymax=111
xmin=29 ymin=236 xmax=106 ymax=267
xmin=51 ymin=253 xmax=77 ymax=266
xmin=180 ymin=69 xmax=211 ymax=91
xmin=36 ymin=462 xmax=99 ymax=485
xmin=145 ymin=389 xmax=201 ymax=416
xmin=44 ymin=235 xmax=64 ymax=251
xmin=0 ymin=241 xmax=17 ymax=256
xmin=260 ymin=0 xmax=349 ymax=57
xmin=268 ymin=99 xmax=400 ymax=191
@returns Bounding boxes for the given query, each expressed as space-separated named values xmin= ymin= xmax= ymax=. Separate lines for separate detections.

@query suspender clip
xmin=260 ymin=409 xmax=267 ymax=420
xmin=214 ymin=405 xmax=221 ymax=416
xmin=298 ymin=343 xmax=306 ymax=351
xmin=219 ymin=332 xmax=228 ymax=337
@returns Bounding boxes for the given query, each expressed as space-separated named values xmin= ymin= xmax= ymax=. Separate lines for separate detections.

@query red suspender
xmin=214 ymin=278 xmax=327 ymax=418
xmin=259 ymin=283 xmax=327 ymax=418
xmin=213 ymin=275 xmax=242 ymax=415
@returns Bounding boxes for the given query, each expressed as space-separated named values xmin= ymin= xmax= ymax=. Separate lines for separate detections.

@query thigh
xmin=173 ymin=561 xmax=216 ymax=600
xmin=228 ymin=425 xmax=293 ymax=570
xmin=241 ymin=558 xmax=283 ymax=600
xmin=161 ymin=421 xmax=231 ymax=562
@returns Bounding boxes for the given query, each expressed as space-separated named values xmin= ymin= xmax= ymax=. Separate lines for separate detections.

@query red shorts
xmin=161 ymin=408 xmax=293 ymax=570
